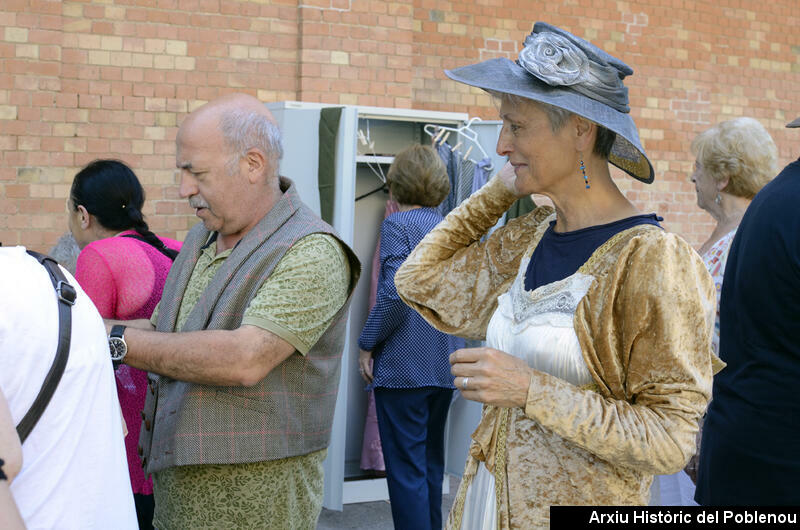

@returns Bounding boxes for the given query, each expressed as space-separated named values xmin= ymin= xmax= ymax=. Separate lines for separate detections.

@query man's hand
xmin=450 ymin=347 xmax=533 ymax=408
xmin=358 ymin=349 xmax=373 ymax=384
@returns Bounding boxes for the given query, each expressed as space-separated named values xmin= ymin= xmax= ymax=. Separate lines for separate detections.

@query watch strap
xmin=110 ymin=324 xmax=126 ymax=339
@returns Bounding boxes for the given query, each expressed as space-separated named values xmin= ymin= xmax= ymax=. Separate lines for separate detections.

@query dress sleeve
xmin=75 ymin=245 xmax=117 ymax=319
xmin=522 ymin=232 xmax=718 ymax=475
xmin=394 ymin=176 xmax=551 ymax=340
xmin=358 ymin=218 xmax=411 ymax=351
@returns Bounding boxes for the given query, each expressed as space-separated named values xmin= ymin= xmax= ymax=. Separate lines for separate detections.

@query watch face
xmin=109 ymin=337 xmax=127 ymax=361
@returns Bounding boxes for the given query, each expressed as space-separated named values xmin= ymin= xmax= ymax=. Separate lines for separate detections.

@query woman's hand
xmin=496 ymin=161 xmax=520 ymax=196
xmin=359 ymin=349 xmax=374 ymax=384
xmin=450 ymin=347 xmax=534 ymax=408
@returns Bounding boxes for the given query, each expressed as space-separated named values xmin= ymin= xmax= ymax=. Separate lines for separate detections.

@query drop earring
xmin=714 ymin=193 xmax=722 ymax=205
xmin=580 ymin=159 xmax=590 ymax=189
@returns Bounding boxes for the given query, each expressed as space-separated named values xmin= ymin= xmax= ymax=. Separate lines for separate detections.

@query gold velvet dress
xmin=394 ymin=176 xmax=723 ymax=529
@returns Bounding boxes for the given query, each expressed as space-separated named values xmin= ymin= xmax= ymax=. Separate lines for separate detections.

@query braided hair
xmin=70 ymin=159 xmax=178 ymax=260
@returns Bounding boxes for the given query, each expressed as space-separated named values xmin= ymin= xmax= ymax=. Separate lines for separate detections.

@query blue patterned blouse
xmin=358 ymin=207 xmax=462 ymax=389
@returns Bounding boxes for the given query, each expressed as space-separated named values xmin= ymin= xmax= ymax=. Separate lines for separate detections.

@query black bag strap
xmin=121 ymin=233 xmax=178 ymax=261
xmin=16 ymin=251 xmax=76 ymax=444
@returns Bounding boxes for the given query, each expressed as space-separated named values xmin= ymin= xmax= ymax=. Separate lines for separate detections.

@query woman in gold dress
xmin=394 ymin=22 xmax=722 ymax=529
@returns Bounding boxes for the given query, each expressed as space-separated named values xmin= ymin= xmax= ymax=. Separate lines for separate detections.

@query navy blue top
xmin=696 ymin=159 xmax=800 ymax=505
xmin=524 ymin=214 xmax=662 ymax=291
xmin=359 ymin=208 xmax=462 ymax=390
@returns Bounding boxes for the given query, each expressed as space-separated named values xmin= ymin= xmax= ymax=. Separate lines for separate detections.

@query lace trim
xmin=507 ymin=266 xmax=595 ymax=327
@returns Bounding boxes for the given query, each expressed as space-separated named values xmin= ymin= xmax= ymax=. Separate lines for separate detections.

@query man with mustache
xmin=106 ymin=93 xmax=360 ymax=529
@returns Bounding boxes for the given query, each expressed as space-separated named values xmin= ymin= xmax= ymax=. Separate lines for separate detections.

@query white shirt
xmin=0 ymin=246 xmax=136 ymax=529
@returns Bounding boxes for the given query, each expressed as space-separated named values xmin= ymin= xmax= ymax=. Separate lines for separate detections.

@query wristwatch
xmin=108 ymin=325 xmax=128 ymax=369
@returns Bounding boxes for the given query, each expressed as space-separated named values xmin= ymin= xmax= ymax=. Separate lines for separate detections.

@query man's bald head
xmin=175 ymin=93 xmax=284 ymax=250
xmin=179 ymin=93 xmax=283 ymax=177
xmin=182 ymin=93 xmax=277 ymax=127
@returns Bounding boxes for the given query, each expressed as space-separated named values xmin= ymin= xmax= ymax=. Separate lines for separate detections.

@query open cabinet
xmin=267 ymin=101 xmax=507 ymax=511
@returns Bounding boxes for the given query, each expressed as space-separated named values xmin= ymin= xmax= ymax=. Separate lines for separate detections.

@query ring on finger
xmin=462 ymin=377 xmax=469 ymax=390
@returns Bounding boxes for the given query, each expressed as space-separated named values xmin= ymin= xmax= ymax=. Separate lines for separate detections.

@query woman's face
xmin=496 ymin=98 xmax=577 ymax=197
xmin=690 ymin=160 xmax=718 ymax=212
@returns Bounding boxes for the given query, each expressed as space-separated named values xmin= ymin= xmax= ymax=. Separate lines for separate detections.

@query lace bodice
xmin=485 ymin=255 xmax=594 ymax=387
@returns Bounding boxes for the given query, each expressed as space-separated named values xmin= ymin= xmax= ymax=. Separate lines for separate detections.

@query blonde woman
xmin=676 ymin=118 xmax=777 ymax=498
xmin=690 ymin=118 xmax=777 ymax=353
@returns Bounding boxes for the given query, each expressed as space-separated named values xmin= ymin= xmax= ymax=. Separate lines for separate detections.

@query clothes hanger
xmin=355 ymin=119 xmax=389 ymax=202
xmin=358 ymin=120 xmax=387 ymax=184
xmin=424 ymin=118 xmax=493 ymax=171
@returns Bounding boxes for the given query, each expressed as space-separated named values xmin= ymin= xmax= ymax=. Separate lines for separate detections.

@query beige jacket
xmin=395 ymin=176 xmax=722 ymax=529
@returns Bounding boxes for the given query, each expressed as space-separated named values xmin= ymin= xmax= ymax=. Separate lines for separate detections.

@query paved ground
xmin=317 ymin=475 xmax=459 ymax=529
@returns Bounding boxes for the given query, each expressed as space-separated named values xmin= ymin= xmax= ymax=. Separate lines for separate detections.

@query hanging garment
xmin=435 ymin=141 xmax=460 ymax=216
xmin=359 ymin=198 xmax=399 ymax=473
xmin=455 ymin=158 xmax=476 ymax=207
xmin=471 ymin=157 xmax=493 ymax=195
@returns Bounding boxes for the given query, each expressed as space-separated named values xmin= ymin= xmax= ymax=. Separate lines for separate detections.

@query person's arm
xmin=0 ymin=389 xmax=25 ymax=529
xmin=106 ymin=319 xmax=154 ymax=331
xmin=0 ymin=479 xmax=25 ymax=530
xmin=117 ymin=325 xmax=294 ymax=387
xmin=452 ymin=232 xmax=719 ymax=475
xmin=0 ymin=390 xmax=21 ymax=483
xmin=522 ymin=232 xmax=718 ymax=474
xmin=357 ymin=218 xmax=411 ymax=384
xmin=395 ymin=166 xmax=549 ymax=339
xmin=119 ymin=233 xmax=350 ymax=387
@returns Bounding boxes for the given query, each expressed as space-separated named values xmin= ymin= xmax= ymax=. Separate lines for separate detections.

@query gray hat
xmin=445 ymin=22 xmax=654 ymax=184
xmin=786 ymin=117 xmax=800 ymax=128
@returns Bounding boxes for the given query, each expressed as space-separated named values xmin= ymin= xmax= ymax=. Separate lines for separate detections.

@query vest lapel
xmin=179 ymin=178 xmax=301 ymax=332
xmin=156 ymin=223 xmax=209 ymax=333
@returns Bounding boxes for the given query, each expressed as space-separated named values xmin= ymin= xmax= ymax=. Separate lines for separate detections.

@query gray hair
xmin=219 ymin=109 xmax=284 ymax=175
xmin=48 ymin=232 xmax=80 ymax=275
xmin=490 ymin=90 xmax=615 ymax=159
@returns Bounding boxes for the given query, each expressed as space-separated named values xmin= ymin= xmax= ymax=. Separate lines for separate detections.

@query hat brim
xmin=786 ymin=117 xmax=800 ymax=128
xmin=445 ymin=58 xmax=654 ymax=184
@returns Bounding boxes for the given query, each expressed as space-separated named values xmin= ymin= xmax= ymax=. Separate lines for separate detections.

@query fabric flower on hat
xmin=518 ymin=32 xmax=589 ymax=87
xmin=516 ymin=29 xmax=631 ymax=113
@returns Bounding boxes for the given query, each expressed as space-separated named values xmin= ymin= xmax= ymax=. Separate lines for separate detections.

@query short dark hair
xmin=387 ymin=144 xmax=449 ymax=207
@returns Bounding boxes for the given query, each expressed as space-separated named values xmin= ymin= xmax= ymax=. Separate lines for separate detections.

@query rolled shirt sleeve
xmin=243 ymin=233 xmax=350 ymax=355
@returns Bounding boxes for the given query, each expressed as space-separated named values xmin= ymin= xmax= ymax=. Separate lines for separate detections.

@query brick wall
xmin=1 ymin=0 xmax=798 ymax=251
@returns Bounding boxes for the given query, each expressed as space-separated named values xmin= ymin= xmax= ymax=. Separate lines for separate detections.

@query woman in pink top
xmin=68 ymin=159 xmax=181 ymax=530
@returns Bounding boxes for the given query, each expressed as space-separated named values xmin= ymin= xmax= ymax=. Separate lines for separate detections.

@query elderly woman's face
xmin=496 ymin=98 xmax=576 ymax=197
xmin=690 ymin=160 xmax=718 ymax=212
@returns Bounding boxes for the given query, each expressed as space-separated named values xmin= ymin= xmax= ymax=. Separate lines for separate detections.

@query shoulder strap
xmin=16 ymin=251 xmax=76 ymax=444
xmin=121 ymin=233 xmax=178 ymax=261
